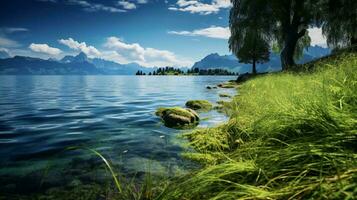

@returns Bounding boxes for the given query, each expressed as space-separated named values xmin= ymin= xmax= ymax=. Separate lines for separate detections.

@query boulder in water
xmin=156 ymin=107 xmax=199 ymax=129
xmin=185 ymin=100 xmax=213 ymax=111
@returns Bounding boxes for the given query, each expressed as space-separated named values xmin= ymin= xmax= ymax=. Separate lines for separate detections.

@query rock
xmin=213 ymin=105 xmax=224 ymax=112
xmin=216 ymin=100 xmax=229 ymax=105
xmin=206 ymin=86 xmax=217 ymax=89
xmin=185 ymin=100 xmax=213 ymax=111
xmin=217 ymin=82 xmax=235 ymax=88
xmin=156 ymin=107 xmax=199 ymax=128
xmin=219 ymin=93 xmax=232 ymax=98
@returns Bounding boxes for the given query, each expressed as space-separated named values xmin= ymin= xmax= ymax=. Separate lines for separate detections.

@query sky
xmin=0 ymin=0 xmax=327 ymax=67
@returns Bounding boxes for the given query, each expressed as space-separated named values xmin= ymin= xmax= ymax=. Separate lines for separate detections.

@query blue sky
xmin=0 ymin=0 xmax=327 ymax=67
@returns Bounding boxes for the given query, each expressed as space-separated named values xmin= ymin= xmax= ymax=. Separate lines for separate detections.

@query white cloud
xmin=308 ymin=27 xmax=327 ymax=47
xmin=103 ymin=36 xmax=192 ymax=67
xmin=0 ymin=36 xmax=21 ymax=48
xmin=169 ymin=26 xmax=230 ymax=39
xmin=59 ymin=38 xmax=101 ymax=57
xmin=1 ymin=27 xmax=29 ymax=34
xmin=66 ymin=0 xmax=126 ymax=13
xmin=29 ymin=43 xmax=62 ymax=55
xmin=169 ymin=0 xmax=231 ymax=15
xmin=118 ymin=1 xmax=136 ymax=9
xmin=0 ymin=47 xmax=9 ymax=53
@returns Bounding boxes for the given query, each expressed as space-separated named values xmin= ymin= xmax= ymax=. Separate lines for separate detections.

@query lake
xmin=0 ymin=75 xmax=236 ymax=194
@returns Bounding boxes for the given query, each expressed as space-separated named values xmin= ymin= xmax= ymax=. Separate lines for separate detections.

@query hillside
xmin=192 ymin=45 xmax=330 ymax=73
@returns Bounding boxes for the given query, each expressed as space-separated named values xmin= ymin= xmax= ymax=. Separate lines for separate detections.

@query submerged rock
xmin=156 ymin=107 xmax=199 ymax=128
xmin=216 ymin=100 xmax=229 ymax=105
xmin=219 ymin=93 xmax=232 ymax=98
xmin=217 ymin=83 xmax=235 ymax=88
xmin=185 ymin=100 xmax=213 ymax=111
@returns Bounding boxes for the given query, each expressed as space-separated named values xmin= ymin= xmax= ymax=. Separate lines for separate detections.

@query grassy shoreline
xmin=158 ymin=51 xmax=357 ymax=199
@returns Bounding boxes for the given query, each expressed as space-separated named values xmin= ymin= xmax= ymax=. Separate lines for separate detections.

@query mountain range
xmin=0 ymin=46 xmax=330 ymax=75
xmin=0 ymin=52 xmax=154 ymax=75
xmin=192 ymin=45 xmax=331 ymax=73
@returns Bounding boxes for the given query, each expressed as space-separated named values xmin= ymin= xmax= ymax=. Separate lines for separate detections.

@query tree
xmin=237 ymin=31 xmax=270 ymax=74
xmin=322 ymin=0 xmax=357 ymax=48
xmin=229 ymin=0 xmax=322 ymax=70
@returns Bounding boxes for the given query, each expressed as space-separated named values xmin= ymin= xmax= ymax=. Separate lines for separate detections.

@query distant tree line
xmin=135 ymin=70 xmax=146 ymax=75
xmin=135 ymin=67 xmax=238 ymax=76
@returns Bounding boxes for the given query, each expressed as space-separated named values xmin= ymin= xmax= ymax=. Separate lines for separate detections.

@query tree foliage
xmin=322 ymin=0 xmax=357 ymax=48
xmin=236 ymin=31 xmax=270 ymax=74
xmin=230 ymin=0 xmax=355 ymax=70
xmin=229 ymin=0 xmax=321 ymax=70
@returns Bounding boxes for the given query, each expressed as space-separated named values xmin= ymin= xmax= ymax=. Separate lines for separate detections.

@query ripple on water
xmin=0 ymin=75 xmax=236 ymax=188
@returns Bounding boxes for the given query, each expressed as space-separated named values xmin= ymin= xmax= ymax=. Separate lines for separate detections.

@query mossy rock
xmin=213 ymin=105 xmax=223 ymax=110
xmin=213 ymin=105 xmax=224 ymax=113
xmin=217 ymin=82 xmax=236 ymax=88
xmin=219 ymin=93 xmax=232 ymax=98
xmin=216 ymin=100 xmax=229 ymax=105
xmin=156 ymin=107 xmax=199 ymax=129
xmin=185 ymin=100 xmax=213 ymax=111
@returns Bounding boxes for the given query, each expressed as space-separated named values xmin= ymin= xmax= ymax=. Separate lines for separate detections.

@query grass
xmin=157 ymin=51 xmax=357 ymax=199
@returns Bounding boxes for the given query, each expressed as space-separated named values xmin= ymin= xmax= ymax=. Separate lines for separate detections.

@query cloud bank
xmin=169 ymin=26 xmax=230 ymax=39
xmin=59 ymin=38 xmax=101 ymax=57
xmin=169 ymin=0 xmax=231 ymax=15
xmin=29 ymin=43 xmax=62 ymax=55
xmin=56 ymin=37 xmax=191 ymax=67
xmin=103 ymin=36 xmax=192 ymax=67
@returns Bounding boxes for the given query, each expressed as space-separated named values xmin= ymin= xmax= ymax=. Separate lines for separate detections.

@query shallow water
xmin=0 ymin=75 xmax=236 ymax=194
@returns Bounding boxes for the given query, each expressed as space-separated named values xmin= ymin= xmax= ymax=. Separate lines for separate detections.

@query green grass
xmin=157 ymin=52 xmax=357 ymax=199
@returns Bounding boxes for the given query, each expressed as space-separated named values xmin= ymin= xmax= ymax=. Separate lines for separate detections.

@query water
xmin=0 ymin=75 xmax=236 ymax=194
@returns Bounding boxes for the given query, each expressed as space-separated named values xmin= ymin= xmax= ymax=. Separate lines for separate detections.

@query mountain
xmin=92 ymin=58 xmax=153 ymax=75
xmin=193 ymin=53 xmax=240 ymax=69
xmin=0 ymin=56 xmax=100 ymax=75
xmin=0 ymin=49 xmax=10 ymax=59
xmin=0 ymin=52 xmax=154 ymax=75
xmin=60 ymin=52 xmax=90 ymax=63
xmin=192 ymin=46 xmax=331 ymax=73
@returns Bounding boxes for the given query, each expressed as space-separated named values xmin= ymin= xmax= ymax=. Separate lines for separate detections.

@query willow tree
xmin=322 ymin=0 xmax=357 ymax=48
xmin=237 ymin=31 xmax=270 ymax=74
xmin=229 ymin=0 xmax=322 ymax=70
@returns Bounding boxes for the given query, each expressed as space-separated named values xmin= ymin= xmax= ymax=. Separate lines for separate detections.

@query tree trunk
xmin=281 ymin=33 xmax=299 ymax=71
xmin=252 ymin=58 xmax=257 ymax=74
xmin=351 ymin=36 xmax=357 ymax=46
